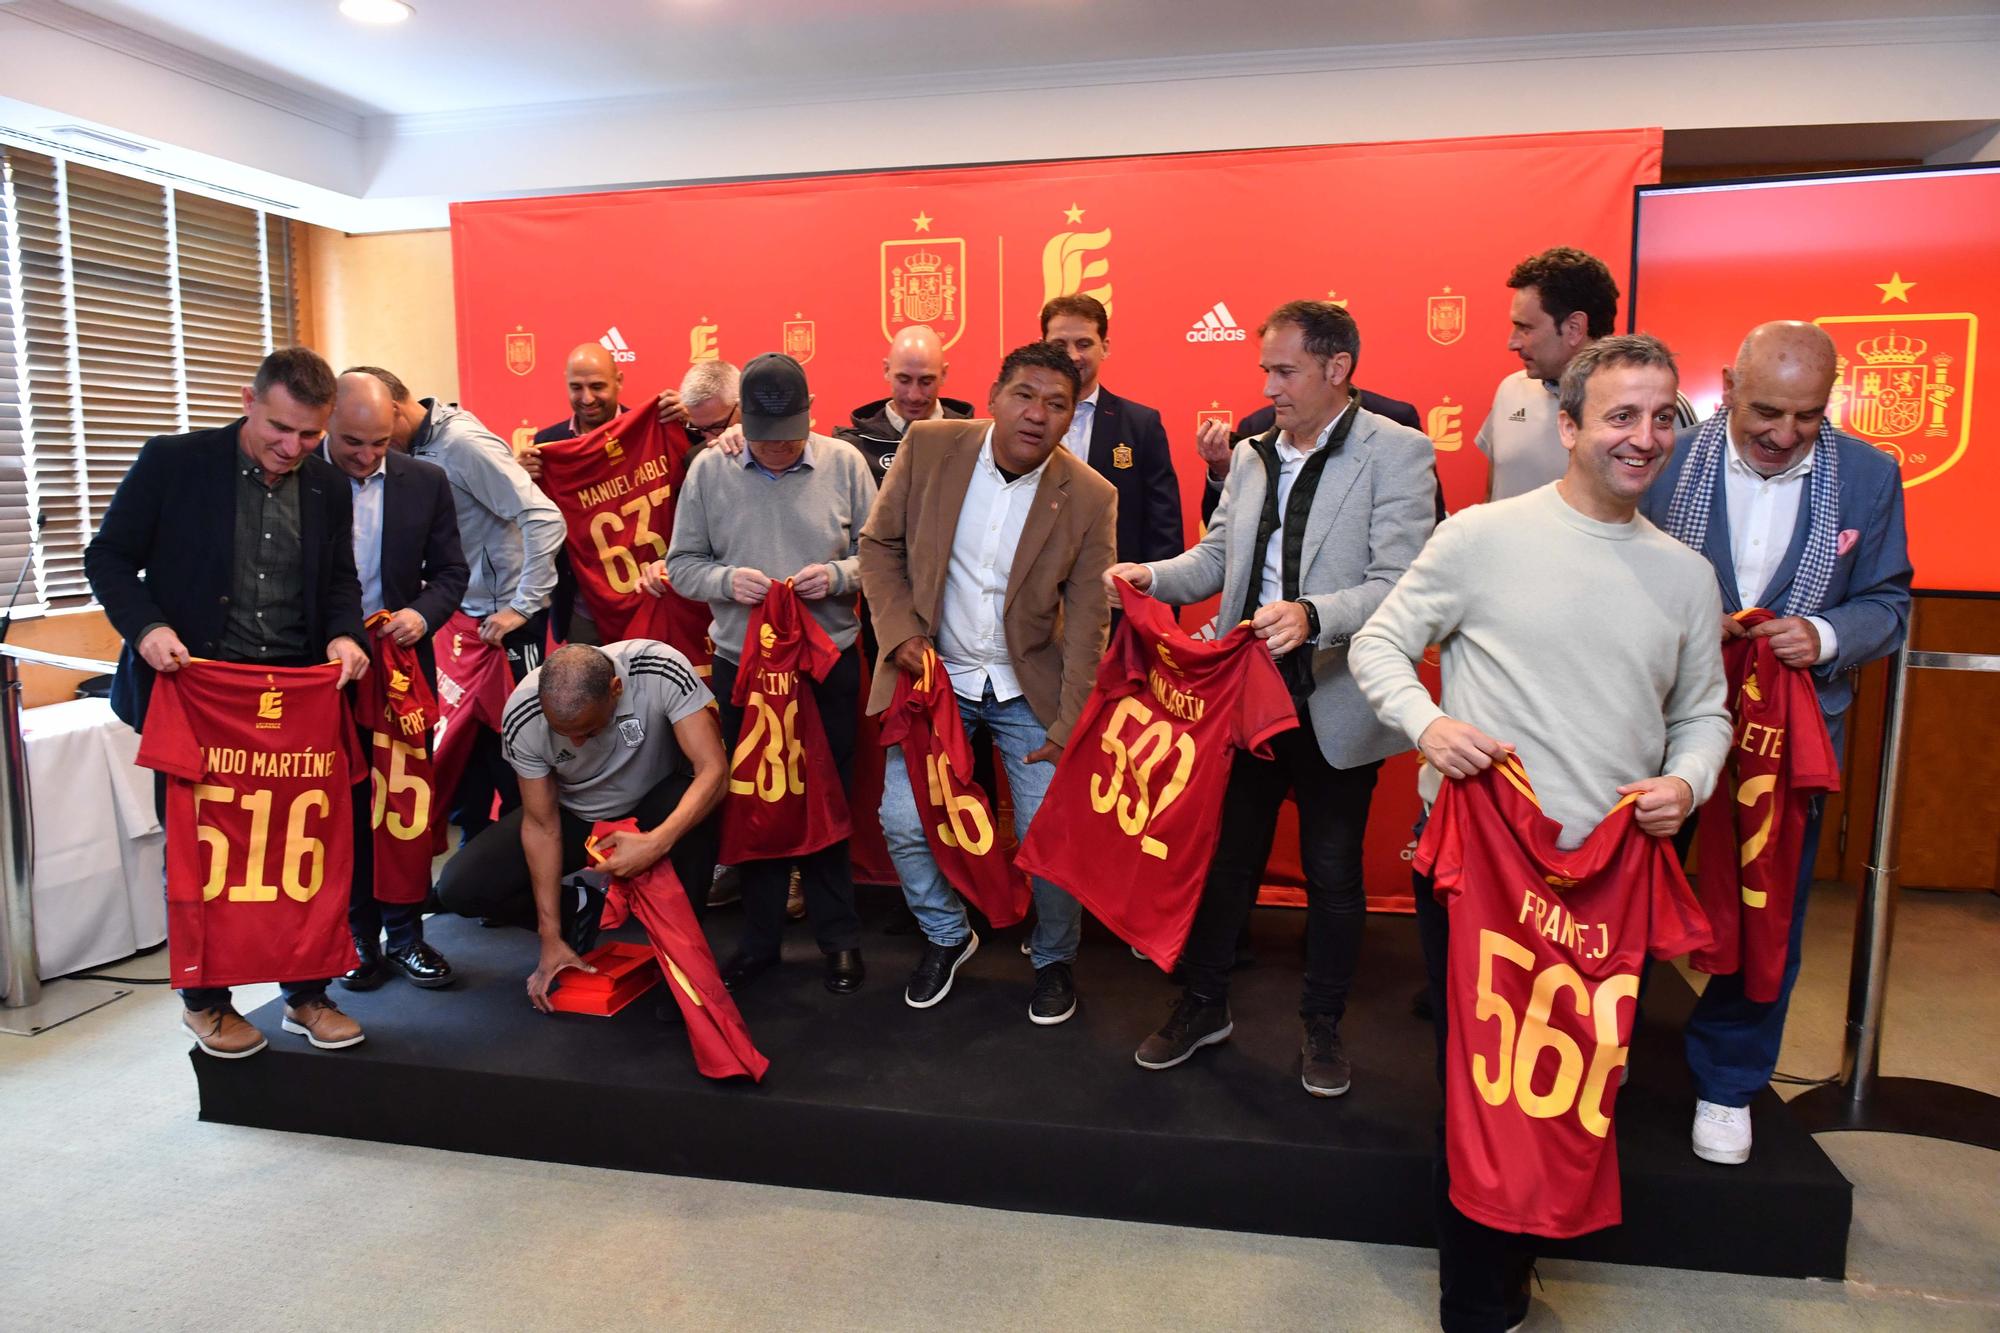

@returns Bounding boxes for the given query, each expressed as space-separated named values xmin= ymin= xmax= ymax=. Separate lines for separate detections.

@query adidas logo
xmin=1507 ymin=407 xmax=1527 ymax=422
xmin=599 ymin=326 xmax=638 ymax=363
xmin=1185 ymin=302 xmax=1247 ymax=344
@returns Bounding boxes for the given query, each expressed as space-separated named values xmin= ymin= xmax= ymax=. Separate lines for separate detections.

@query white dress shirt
xmin=1061 ymin=386 xmax=1100 ymax=461
xmin=348 ymin=456 xmax=388 ymax=618
xmin=936 ymin=428 xmax=1048 ymax=703
xmin=1256 ymin=415 xmax=1344 ymax=609
xmin=1724 ymin=431 xmax=1837 ymax=663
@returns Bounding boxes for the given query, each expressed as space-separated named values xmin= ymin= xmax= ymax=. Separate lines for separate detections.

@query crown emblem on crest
xmin=1856 ymin=331 xmax=1927 ymax=365
xmin=901 ymin=248 xmax=943 ymax=274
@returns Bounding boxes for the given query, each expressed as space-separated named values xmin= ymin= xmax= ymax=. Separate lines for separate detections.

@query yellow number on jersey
xmin=191 ymin=783 xmax=333 ymax=903
xmin=1469 ymin=928 xmax=1636 ymax=1138
xmin=1087 ymin=696 xmax=1198 ymax=860
xmin=728 ymin=692 xmax=806 ymax=805
xmin=588 ymin=483 xmax=673 ymax=594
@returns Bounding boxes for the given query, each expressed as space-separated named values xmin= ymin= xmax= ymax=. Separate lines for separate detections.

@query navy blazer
xmin=345 ymin=448 xmax=468 ymax=686
xmin=84 ymin=419 xmax=368 ymax=732
xmin=1206 ymin=389 xmax=1440 ymax=526
xmin=1082 ymin=387 xmax=1184 ymax=564
xmin=1639 ymin=423 xmax=1912 ymax=747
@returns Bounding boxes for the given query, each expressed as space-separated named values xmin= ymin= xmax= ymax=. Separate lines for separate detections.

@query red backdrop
xmin=1632 ymin=166 xmax=2000 ymax=596
xmin=452 ymin=128 xmax=1662 ymax=908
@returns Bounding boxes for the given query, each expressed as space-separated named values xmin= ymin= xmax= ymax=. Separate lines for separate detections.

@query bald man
xmin=521 ymin=342 xmax=630 ymax=645
xmin=323 ymin=371 xmax=470 ymax=990
xmin=1642 ymin=320 xmax=1911 ymax=1167
xmin=836 ymin=324 xmax=973 ymax=482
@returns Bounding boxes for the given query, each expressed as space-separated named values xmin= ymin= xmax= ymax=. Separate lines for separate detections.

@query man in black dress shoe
xmin=324 ymin=373 xmax=468 ymax=991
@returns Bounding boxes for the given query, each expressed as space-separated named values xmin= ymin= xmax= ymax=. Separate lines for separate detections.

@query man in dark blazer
xmin=84 ymin=347 xmax=371 ymax=1059
xmin=323 ymin=372 xmax=469 ymax=992
xmin=1640 ymin=320 xmax=1912 ymax=1168
xmin=1042 ymin=295 xmax=1184 ymax=564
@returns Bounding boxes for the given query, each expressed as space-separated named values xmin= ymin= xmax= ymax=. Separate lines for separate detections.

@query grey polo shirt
xmin=499 ymin=640 xmax=712 ymax=821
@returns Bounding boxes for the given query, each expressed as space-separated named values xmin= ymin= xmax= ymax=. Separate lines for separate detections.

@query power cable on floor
xmin=60 ymin=941 xmax=172 ymax=985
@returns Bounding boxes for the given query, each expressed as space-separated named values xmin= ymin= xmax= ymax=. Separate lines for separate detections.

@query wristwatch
xmin=1294 ymin=599 xmax=1321 ymax=644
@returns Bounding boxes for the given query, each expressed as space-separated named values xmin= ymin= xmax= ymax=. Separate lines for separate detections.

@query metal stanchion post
xmin=0 ymin=648 xmax=128 ymax=1035
xmin=1789 ymin=611 xmax=2000 ymax=1149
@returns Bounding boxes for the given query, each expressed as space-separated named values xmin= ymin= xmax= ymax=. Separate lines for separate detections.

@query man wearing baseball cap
xmin=664 ymin=353 xmax=879 ymax=994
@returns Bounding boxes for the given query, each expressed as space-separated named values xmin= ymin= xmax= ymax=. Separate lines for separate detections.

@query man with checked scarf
xmin=1642 ymin=320 xmax=1912 ymax=1167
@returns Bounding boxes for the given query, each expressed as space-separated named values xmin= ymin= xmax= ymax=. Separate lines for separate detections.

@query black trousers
xmin=448 ymin=608 xmax=548 ymax=842
xmin=432 ymin=768 xmax=718 ymax=928
xmin=710 ymin=645 xmax=863 ymax=960
xmin=1179 ymin=709 xmax=1379 ymax=1020
xmin=1415 ymin=862 xmax=1538 ymax=1333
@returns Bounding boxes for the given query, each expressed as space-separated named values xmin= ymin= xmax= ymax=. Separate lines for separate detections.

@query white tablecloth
xmin=18 ymin=697 xmax=166 ymax=979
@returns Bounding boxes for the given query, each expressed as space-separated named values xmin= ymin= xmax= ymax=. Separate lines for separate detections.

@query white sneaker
xmin=1692 ymin=1100 xmax=1752 ymax=1165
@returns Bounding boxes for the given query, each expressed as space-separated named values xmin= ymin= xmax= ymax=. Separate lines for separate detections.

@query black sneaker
xmin=1028 ymin=962 xmax=1076 ymax=1026
xmin=1301 ymin=1015 xmax=1352 ymax=1097
xmin=904 ymin=933 xmax=979 ymax=1009
xmin=1134 ymin=992 xmax=1232 ymax=1070
xmin=562 ymin=876 xmax=607 ymax=957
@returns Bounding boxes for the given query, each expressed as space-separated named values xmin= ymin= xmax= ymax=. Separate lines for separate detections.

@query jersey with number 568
xmin=1015 ymin=579 xmax=1297 ymax=970
xmin=1416 ymin=755 xmax=1711 ymax=1238
xmin=137 ymin=659 xmax=366 ymax=989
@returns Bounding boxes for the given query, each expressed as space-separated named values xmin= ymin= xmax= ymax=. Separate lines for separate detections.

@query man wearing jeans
xmin=859 ymin=342 xmax=1115 ymax=1025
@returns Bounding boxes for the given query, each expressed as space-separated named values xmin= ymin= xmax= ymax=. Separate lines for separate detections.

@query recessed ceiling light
xmin=339 ymin=0 xmax=413 ymax=23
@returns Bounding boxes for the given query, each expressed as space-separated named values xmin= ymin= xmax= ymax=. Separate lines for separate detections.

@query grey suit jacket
xmin=1144 ymin=405 xmax=1437 ymax=768
xmin=1640 ymin=423 xmax=1912 ymax=751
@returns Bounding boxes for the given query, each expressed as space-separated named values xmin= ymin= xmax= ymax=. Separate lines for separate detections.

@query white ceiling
xmin=44 ymin=0 xmax=2000 ymax=120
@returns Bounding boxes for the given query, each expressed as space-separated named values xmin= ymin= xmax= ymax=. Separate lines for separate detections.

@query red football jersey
xmin=429 ymin=608 xmax=514 ymax=846
xmin=533 ymin=398 xmax=713 ymax=669
xmin=1416 ymin=755 xmax=1712 ymax=1238
xmin=1690 ymin=608 xmax=1841 ymax=1002
xmin=1015 ymin=579 xmax=1298 ymax=970
xmin=877 ymin=645 xmax=1029 ymax=928
xmin=588 ymin=821 xmax=769 ymax=1082
xmin=718 ymin=581 xmax=853 ymax=863
xmin=137 ymin=660 xmax=367 ymax=989
xmin=356 ymin=617 xmax=439 ymax=904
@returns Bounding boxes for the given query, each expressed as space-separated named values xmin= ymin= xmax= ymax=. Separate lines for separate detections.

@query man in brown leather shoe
xmin=180 ymin=1005 xmax=269 ymax=1059
xmin=281 ymin=996 xmax=367 ymax=1049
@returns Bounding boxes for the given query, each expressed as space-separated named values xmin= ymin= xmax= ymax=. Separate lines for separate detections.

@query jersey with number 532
xmin=1416 ymin=755 xmax=1712 ymax=1238
xmin=535 ymin=397 xmax=711 ymax=665
xmin=137 ymin=659 xmax=366 ymax=989
xmin=1016 ymin=580 xmax=1297 ymax=970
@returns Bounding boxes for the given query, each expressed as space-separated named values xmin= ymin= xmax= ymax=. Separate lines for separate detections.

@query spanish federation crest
xmin=882 ymin=238 xmax=966 ymax=350
xmin=1426 ymin=291 xmax=1466 ymax=347
xmin=504 ymin=328 xmax=536 ymax=377
xmin=783 ymin=318 xmax=816 ymax=364
xmin=1817 ymin=313 xmax=1977 ymax=486
xmin=617 ymin=717 xmax=646 ymax=748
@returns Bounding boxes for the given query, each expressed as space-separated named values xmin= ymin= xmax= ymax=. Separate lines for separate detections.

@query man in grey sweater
xmin=1350 ymin=334 xmax=1731 ymax=1332
xmin=662 ymin=352 xmax=878 ymax=995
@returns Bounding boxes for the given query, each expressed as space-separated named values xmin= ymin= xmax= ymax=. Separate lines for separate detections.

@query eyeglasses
xmin=684 ymin=404 xmax=739 ymax=443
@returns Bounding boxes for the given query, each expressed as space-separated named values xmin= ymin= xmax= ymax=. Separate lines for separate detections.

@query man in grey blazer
xmin=1640 ymin=320 xmax=1911 ymax=1166
xmin=1105 ymin=300 xmax=1437 ymax=1097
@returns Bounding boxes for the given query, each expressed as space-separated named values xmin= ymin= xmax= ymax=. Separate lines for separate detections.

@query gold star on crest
xmin=1327 ymin=291 xmax=1349 ymax=308
xmin=1876 ymin=272 xmax=1915 ymax=303
xmin=1063 ymin=203 xmax=1086 ymax=224
xmin=912 ymin=211 xmax=933 ymax=233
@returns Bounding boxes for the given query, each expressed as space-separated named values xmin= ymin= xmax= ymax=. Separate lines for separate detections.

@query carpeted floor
xmin=4 ymin=880 xmax=1997 ymax=1331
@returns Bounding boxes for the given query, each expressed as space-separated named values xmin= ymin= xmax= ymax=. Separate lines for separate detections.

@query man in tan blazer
xmin=860 ymin=341 xmax=1116 ymax=1025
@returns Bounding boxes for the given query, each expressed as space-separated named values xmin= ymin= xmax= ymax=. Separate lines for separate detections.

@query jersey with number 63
xmin=534 ymin=397 xmax=711 ymax=666
xmin=1416 ymin=755 xmax=1711 ymax=1238
xmin=1015 ymin=580 xmax=1297 ymax=970
xmin=137 ymin=659 xmax=366 ymax=989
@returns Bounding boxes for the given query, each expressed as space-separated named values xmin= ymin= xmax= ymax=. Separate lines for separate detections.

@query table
xmin=20 ymin=697 xmax=165 ymax=978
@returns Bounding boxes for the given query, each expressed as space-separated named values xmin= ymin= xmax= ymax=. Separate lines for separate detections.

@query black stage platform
xmin=197 ymin=901 xmax=1850 ymax=1279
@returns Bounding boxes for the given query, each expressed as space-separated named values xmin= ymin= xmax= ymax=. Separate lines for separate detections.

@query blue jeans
xmin=1684 ymin=798 xmax=1824 ymax=1108
xmin=880 ymin=688 xmax=1080 ymax=969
